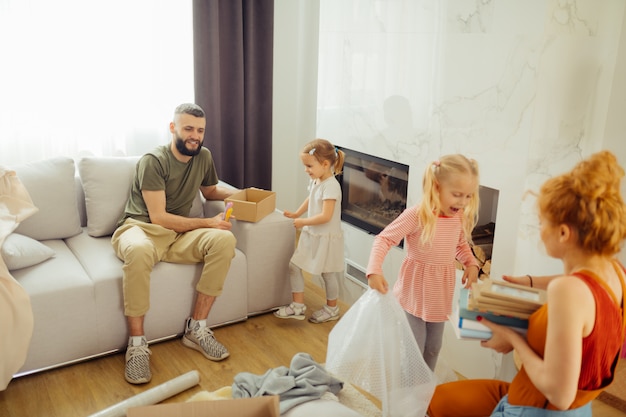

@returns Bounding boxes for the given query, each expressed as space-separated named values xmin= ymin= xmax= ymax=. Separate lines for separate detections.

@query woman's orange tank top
xmin=507 ymin=262 xmax=626 ymax=410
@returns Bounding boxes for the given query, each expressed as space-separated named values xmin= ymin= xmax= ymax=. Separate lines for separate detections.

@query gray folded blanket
xmin=232 ymin=352 xmax=344 ymax=413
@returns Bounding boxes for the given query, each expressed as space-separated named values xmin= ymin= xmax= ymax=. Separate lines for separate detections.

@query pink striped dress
xmin=366 ymin=205 xmax=478 ymax=322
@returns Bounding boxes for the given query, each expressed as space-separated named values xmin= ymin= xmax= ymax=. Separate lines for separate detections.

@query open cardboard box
xmin=127 ymin=396 xmax=280 ymax=417
xmin=225 ymin=188 xmax=276 ymax=222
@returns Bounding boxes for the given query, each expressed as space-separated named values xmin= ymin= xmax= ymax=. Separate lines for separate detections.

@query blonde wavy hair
xmin=418 ymin=154 xmax=480 ymax=245
xmin=538 ymin=150 xmax=626 ymax=256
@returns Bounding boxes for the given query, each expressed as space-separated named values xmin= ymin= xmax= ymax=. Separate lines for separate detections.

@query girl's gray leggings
xmin=404 ymin=312 xmax=445 ymax=372
xmin=289 ymin=262 xmax=340 ymax=301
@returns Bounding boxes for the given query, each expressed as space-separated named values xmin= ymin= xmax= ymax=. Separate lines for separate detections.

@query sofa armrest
xmin=203 ymin=200 xmax=229 ymax=218
xmin=201 ymin=180 xmax=238 ymax=218
xmin=203 ymin=198 xmax=295 ymax=314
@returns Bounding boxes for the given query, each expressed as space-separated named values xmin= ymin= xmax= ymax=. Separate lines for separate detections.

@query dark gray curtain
xmin=193 ymin=0 xmax=274 ymax=190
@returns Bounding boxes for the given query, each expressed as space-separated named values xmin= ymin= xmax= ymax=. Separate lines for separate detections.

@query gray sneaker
xmin=182 ymin=318 xmax=230 ymax=361
xmin=125 ymin=336 xmax=152 ymax=384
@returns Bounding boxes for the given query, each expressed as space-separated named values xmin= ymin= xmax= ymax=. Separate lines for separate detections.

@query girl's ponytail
xmin=418 ymin=162 xmax=440 ymax=244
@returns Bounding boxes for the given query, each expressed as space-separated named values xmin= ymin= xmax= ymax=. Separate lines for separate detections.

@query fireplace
xmin=471 ymin=185 xmax=499 ymax=279
xmin=336 ymin=147 xmax=409 ymax=244
xmin=337 ymin=147 xmax=499 ymax=279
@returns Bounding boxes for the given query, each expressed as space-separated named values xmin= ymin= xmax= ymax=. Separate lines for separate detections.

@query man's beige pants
xmin=111 ymin=218 xmax=236 ymax=317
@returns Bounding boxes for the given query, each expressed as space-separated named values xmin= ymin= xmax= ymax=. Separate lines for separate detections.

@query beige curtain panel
xmin=0 ymin=167 xmax=36 ymax=390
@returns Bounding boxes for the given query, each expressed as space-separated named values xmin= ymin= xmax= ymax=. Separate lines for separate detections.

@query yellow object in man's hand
xmin=223 ymin=202 xmax=233 ymax=221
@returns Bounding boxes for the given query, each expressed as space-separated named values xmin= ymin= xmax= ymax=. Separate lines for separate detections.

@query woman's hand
xmin=368 ymin=274 xmax=389 ymax=294
xmin=503 ymin=274 xmax=532 ymax=287
xmin=478 ymin=317 xmax=517 ymax=354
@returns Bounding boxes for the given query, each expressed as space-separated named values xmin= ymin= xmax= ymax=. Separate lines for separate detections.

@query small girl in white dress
xmin=275 ymin=139 xmax=345 ymax=323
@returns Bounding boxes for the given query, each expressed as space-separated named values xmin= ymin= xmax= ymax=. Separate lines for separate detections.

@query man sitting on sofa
xmin=112 ymin=103 xmax=237 ymax=384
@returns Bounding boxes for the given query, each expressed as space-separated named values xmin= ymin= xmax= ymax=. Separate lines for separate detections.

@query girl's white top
xmin=290 ymin=176 xmax=345 ymax=274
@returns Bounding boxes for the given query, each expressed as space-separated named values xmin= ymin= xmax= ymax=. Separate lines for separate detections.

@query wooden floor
xmin=0 ymin=278 xmax=624 ymax=416
xmin=0 ymin=279 xmax=352 ymax=417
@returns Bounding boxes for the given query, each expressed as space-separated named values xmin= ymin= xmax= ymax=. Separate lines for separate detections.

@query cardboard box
xmin=127 ymin=396 xmax=280 ymax=417
xmin=225 ymin=188 xmax=276 ymax=222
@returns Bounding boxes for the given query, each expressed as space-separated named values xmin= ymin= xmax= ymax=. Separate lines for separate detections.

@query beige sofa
xmin=6 ymin=156 xmax=294 ymax=377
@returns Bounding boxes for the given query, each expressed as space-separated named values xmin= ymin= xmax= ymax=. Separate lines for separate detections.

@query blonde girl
xmin=275 ymin=139 xmax=346 ymax=323
xmin=367 ymin=154 xmax=481 ymax=371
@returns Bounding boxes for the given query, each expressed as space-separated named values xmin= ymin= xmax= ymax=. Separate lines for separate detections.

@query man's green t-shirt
xmin=119 ymin=145 xmax=219 ymax=225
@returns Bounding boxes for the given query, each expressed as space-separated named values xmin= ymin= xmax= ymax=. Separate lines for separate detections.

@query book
xmin=471 ymin=290 xmax=538 ymax=313
xmin=449 ymin=306 xmax=492 ymax=340
xmin=468 ymin=294 xmax=533 ymax=319
xmin=466 ymin=279 xmax=547 ymax=321
xmin=458 ymin=287 xmax=530 ymax=329
xmin=471 ymin=279 xmax=546 ymax=316
xmin=449 ymin=295 xmax=529 ymax=340
xmin=458 ymin=316 xmax=493 ymax=332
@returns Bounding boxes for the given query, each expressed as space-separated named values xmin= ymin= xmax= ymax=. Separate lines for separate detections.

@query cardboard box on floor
xmin=225 ymin=188 xmax=276 ymax=222
xmin=127 ymin=396 xmax=279 ymax=417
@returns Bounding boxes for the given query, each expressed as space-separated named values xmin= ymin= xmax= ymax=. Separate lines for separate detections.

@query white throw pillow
xmin=1 ymin=233 xmax=55 ymax=270
xmin=77 ymin=156 xmax=140 ymax=237
xmin=78 ymin=156 xmax=206 ymax=237
xmin=12 ymin=157 xmax=83 ymax=240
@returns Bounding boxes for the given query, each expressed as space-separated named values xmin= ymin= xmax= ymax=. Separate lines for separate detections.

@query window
xmin=0 ymin=0 xmax=193 ymax=165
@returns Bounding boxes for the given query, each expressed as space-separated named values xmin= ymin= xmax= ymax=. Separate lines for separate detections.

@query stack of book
xmin=449 ymin=279 xmax=546 ymax=340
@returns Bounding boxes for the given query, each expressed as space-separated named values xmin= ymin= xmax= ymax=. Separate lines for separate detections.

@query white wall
xmin=602 ymin=4 xmax=626 ymax=266
xmin=273 ymin=0 xmax=626 ymax=380
xmin=272 ymin=0 xmax=320 ymax=212
xmin=274 ymin=0 xmax=626 ymax=287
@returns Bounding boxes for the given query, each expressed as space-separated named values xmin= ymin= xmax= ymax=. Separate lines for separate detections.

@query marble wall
xmin=315 ymin=0 xmax=626 ymax=284
xmin=273 ymin=0 xmax=626 ymax=380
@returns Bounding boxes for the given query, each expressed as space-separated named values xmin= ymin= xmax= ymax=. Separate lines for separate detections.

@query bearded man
xmin=112 ymin=103 xmax=237 ymax=384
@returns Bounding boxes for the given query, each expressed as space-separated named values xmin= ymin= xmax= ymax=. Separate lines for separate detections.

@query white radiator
xmin=344 ymin=259 xmax=368 ymax=289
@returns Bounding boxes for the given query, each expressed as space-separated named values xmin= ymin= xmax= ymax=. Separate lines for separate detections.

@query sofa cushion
xmin=13 ymin=157 xmax=82 ymax=240
xmin=78 ymin=156 xmax=205 ymax=237
xmin=64 ymin=230 xmax=248 ymax=350
xmin=1 ymin=233 xmax=55 ymax=270
xmin=12 ymin=239 xmax=98 ymax=374
xmin=77 ymin=156 xmax=139 ymax=237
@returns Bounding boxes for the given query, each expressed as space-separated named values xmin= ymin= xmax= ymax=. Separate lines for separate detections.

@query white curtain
xmin=0 ymin=0 xmax=193 ymax=165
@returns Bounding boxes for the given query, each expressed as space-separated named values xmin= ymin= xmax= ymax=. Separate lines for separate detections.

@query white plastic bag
xmin=326 ymin=289 xmax=436 ymax=417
